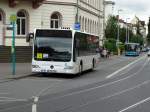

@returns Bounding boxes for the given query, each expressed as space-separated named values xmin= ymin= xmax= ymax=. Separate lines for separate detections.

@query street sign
xmin=10 ymin=14 xmax=17 ymax=22
xmin=10 ymin=14 xmax=17 ymax=76
xmin=74 ymin=23 xmax=81 ymax=30
xmin=6 ymin=25 xmax=13 ymax=30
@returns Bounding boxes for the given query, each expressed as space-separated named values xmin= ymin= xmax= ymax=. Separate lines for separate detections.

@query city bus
xmin=125 ymin=43 xmax=140 ymax=56
xmin=26 ymin=29 xmax=100 ymax=75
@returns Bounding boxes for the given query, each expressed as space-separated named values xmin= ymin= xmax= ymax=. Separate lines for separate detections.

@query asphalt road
xmin=0 ymin=54 xmax=150 ymax=112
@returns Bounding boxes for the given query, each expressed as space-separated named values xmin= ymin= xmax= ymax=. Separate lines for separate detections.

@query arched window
xmin=87 ymin=19 xmax=89 ymax=32
xmin=89 ymin=20 xmax=92 ymax=33
xmin=85 ymin=18 xmax=87 ymax=32
xmin=82 ymin=17 xmax=84 ymax=31
xmin=92 ymin=21 xmax=94 ymax=33
xmin=95 ymin=21 xmax=96 ymax=34
xmin=96 ymin=22 xmax=98 ymax=35
xmin=17 ymin=10 xmax=28 ymax=36
xmin=79 ymin=16 xmax=81 ymax=30
xmin=50 ymin=12 xmax=61 ymax=28
xmin=0 ymin=9 xmax=5 ymax=23
xmin=88 ymin=19 xmax=90 ymax=33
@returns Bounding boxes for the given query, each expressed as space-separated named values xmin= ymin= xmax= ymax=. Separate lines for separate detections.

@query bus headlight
xmin=32 ymin=65 xmax=40 ymax=68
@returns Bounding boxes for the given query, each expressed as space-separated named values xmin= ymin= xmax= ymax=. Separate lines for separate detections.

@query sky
xmin=113 ymin=0 xmax=150 ymax=24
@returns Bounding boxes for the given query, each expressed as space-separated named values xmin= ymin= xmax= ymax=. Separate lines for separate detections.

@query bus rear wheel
xmin=79 ymin=64 xmax=83 ymax=75
xmin=91 ymin=59 xmax=95 ymax=70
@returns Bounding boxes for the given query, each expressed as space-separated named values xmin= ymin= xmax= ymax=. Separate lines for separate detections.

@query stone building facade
xmin=0 ymin=0 xmax=104 ymax=46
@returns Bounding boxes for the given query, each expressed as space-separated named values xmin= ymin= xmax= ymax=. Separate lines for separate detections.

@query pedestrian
xmin=103 ymin=48 xmax=107 ymax=58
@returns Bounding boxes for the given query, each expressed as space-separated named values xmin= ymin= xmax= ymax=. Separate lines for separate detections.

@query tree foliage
xmin=130 ymin=35 xmax=144 ymax=45
xmin=105 ymin=16 xmax=118 ymax=39
xmin=105 ymin=16 xmax=144 ymax=45
xmin=104 ymin=38 xmax=117 ymax=52
xmin=104 ymin=16 xmax=144 ymax=53
xmin=147 ymin=17 xmax=150 ymax=45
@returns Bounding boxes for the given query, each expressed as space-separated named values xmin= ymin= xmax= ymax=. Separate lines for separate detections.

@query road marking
xmin=102 ymin=80 xmax=150 ymax=100
xmin=0 ymin=97 xmax=27 ymax=102
xmin=118 ymin=96 xmax=150 ymax=112
xmin=0 ymin=99 xmax=27 ymax=102
xmin=106 ymin=55 xmax=146 ymax=79
xmin=33 ymin=82 xmax=62 ymax=97
xmin=32 ymin=97 xmax=39 ymax=112
xmin=66 ymin=80 xmax=150 ymax=111
xmin=40 ymin=57 xmax=149 ymax=104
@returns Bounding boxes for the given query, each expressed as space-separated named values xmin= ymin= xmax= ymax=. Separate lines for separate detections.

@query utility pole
xmin=74 ymin=0 xmax=80 ymax=30
xmin=128 ymin=25 xmax=130 ymax=43
xmin=126 ymin=18 xmax=130 ymax=43
xmin=76 ymin=0 xmax=79 ymax=23
xmin=116 ymin=9 xmax=123 ymax=56
xmin=10 ymin=14 xmax=17 ymax=76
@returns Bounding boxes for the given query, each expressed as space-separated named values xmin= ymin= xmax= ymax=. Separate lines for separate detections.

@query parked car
xmin=142 ymin=48 xmax=149 ymax=52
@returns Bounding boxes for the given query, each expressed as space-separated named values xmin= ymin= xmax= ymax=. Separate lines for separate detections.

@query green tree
xmin=120 ymin=27 xmax=126 ymax=43
xmin=130 ymin=34 xmax=144 ymax=45
xmin=105 ymin=16 xmax=118 ymax=39
xmin=104 ymin=38 xmax=117 ymax=53
xmin=147 ymin=17 xmax=150 ymax=45
xmin=105 ymin=16 xmax=127 ymax=43
xmin=104 ymin=15 xmax=143 ymax=53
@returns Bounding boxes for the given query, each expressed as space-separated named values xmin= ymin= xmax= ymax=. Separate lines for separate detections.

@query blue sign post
xmin=74 ymin=23 xmax=81 ymax=30
xmin=10 ymin=14 xmax=17 ymax=76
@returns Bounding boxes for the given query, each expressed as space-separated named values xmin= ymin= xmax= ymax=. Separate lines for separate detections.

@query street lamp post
xmin=128 ymin=25 xmax=130 ymax=43
xmin=117 ymin=9 xmax=123 ymax=56
xmin=126 ymin=18 xmax=130 ymax=43
xmin=76 ymin=0 xmax=79 ymax=23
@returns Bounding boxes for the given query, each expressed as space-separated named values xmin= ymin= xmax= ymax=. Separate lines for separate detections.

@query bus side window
xmin=76 ymin=39 xmax=80 ymax=56
xmin=73 ymin=36 xmax=79 ymax=62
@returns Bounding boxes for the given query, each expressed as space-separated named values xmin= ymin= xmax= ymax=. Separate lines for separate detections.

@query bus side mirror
xmin=26 ymin=33 xmax=34 ymax=42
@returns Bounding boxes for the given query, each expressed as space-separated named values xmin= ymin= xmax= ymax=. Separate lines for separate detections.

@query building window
xmin=89 ymin=20 xmax=91 ymax=33
xmin=50 ymin=13 xmax=61 ymax=28
xmin=82 ymin=17 xmax=84 ymax=31
xmin=85 ymin=18 xmax=87 ymax=32
xmin=79 ymin=16 xmax=81 ymax=30
xmin=17 ymin=11 xmax=27 ymax=36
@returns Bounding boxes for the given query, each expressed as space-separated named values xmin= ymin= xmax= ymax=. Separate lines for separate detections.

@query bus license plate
xmin=47 ymin=70 xmax=56 ymax=73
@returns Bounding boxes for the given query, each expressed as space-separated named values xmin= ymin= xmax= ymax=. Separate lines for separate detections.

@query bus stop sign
xmin=74 ymin=23 xmax=81 ymax=30
xmin=10 ymin=14 xmax=17 ymax=22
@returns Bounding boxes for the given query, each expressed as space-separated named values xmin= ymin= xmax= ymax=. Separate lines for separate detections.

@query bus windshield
xmin=125 ymin=43 xmax=140 ymax=52
xmin=34 ymin=30 xmax=72 ymax=62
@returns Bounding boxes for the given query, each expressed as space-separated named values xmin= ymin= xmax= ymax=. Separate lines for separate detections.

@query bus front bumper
xmin=32 ymin=64 xmax=78 ymax=75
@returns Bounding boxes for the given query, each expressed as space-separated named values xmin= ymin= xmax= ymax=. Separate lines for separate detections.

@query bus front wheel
xmin=91 ymin=59 xmax=95 ymax=70
xmin=79 ymin=64 xmax=83 ymax=75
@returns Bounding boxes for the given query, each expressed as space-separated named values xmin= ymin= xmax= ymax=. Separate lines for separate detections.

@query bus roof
xmin=125 ymin=43 xmax=140 ymax=45
xmin=34 ymin=28 xmax=99 ymax=37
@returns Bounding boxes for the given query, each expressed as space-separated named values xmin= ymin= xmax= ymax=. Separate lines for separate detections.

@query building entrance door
xmin=0 ymin=12 xmax=3 ymax=45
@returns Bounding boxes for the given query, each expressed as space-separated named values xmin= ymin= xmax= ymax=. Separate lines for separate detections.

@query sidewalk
xmin=0 ymin=55 xmax=120 ymax=79
xmin=0 ymin=63 xmax=32 ymax=79
xmin=99 ymin=55 xmax=120 ymax=62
